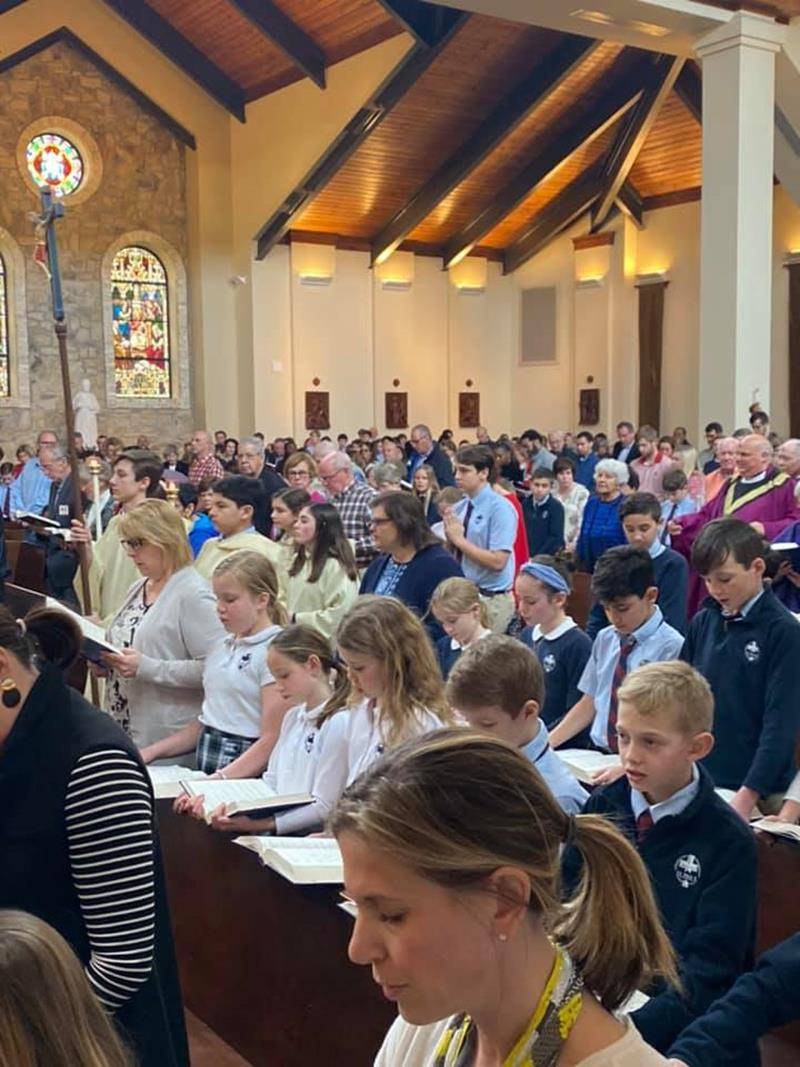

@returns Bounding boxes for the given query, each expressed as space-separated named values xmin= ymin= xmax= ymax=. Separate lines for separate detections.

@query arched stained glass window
xmin=110 ymin=246 xmax=171 ymax=398
xmin=0 ymin=254 xmax=9 ymax=398
xmin=26 ymin=133 xmax=84 ymax=198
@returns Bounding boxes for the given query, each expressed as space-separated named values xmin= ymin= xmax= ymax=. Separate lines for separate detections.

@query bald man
xmin=670 ymin=434 xmax=800 ymax=615
xmin=187 ymin=429 xmax=224 ymax=488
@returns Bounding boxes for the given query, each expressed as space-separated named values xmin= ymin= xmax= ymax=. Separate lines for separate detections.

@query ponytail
xmin=555 ymin=813 xmax=680 ymax=1009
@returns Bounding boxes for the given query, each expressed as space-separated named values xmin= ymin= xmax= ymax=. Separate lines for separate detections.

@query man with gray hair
xmin=10 ymin=429 xmax=58 ymax=516
xmin=407 ymin=424 xmax=456 ymax=488
xmin=236 ymin=435 xmax=286 ymax=535
xmin=38 ymin=445 xmax=81 ymax=607
xmin=188 ymin=429 xmax=224 ymax=487
xmin=317 ymin=451 xmax=377 ymax=567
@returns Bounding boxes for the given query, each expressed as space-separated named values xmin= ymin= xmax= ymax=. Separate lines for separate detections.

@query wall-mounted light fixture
xmin=380 ymin=278 xmax=412 ymax=292
xmin=455 ymin=284 xmax=486 ymax=296
xmin=784 ymin=251 xmax=800 ymax=267
xmin=298 ymin=273 xmax=333 ymax=287
xmin=635 ymin=270 xmax=670 ymax=286
xmin=575 ymin=275 xmax=605 ymax=290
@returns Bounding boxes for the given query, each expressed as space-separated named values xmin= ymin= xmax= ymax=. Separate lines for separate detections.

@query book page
xmin=44 ymin=597 xmax=116 ymax=649
xmin=557 ymin=749 xmax=621 ymax=783
xmin=183 ymin=778 xmax=276 ymax=806
xmin=148 ymin=765 xmax=206 ymax=799
xmin=233 ymin=835 xmax=343 ymax=883
xmin=751 ymin=818 xmax=800 ymax=843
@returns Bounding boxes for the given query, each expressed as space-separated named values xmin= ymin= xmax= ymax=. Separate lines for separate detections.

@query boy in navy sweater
xmin=521 ymin=468 xmax=565 ymax=556
xmin=586 ymin=492 xmax=688 ymax=638
xmin=682 ymin=517 xmax=800 ymax=820
xmin=514 ymin=555 xmax=592 ymax=737
xmin=573 ymin=660 xmax=757 ymax=1056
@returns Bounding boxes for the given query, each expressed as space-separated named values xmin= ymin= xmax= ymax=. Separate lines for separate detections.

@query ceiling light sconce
xmin=575 ymin=275 xmax=605 ymax=290
xmin=299 ymin=273 xmax=333 ymax=287
xmin=380 ymin=278 xmax=412 ymax=292
xmin=635 ymin=270 xmax=670 ymax=286
xmin=456 ymin=284 xmax=486 ymax=296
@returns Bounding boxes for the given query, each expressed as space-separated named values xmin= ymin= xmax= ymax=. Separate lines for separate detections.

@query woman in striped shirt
xmin=0 ymin=606 xmax=188 ymax=1066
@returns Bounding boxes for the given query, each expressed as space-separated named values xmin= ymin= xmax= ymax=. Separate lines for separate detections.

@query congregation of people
xmin=1 ymin=409 xmax=800 ymax=1067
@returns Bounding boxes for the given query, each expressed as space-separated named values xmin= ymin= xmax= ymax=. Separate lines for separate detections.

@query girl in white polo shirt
xmin=143 ymin=551 xmax=290 ymax=776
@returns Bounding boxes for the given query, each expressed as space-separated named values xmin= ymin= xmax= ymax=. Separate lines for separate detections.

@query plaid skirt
xmin=196 ymin=725 xmax=257 ymax=774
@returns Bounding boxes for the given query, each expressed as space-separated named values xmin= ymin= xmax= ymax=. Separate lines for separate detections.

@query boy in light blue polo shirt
xmin=549 ymin=545 xmax=684 ymax=752
xmin=442 ymin=444 xmax=517 ymax=633
xmin=447 ymin=634 xmax=588 ymax=814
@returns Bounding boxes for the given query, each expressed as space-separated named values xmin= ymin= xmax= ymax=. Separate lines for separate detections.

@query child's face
xmin=458 ymin=702 xmax=538 ymax=749
xmin=602 ymin=590 xmax=657 ymax=634
xmin=339 ymin=647 xmax=386 ymax=701
xmin=435 ymin=604 xmax=482 ymax=646
xmin=702 ymin=553 xmax=765 ymax=615
xmin=209 ymin=493 xmax=251 ymax=537
xmin=622 ymin=513 xmax=659 ymax=551
xmin=531 ymin=478 xmax=552 ymax=502
xmin=213 ymin=573 xmax=268 ymax=637
xmin=617 ymin=701 xmax=712 ymax=805
xmin=268 ymin=649 xmax=316 ymax=704
xmin=514 ymin=573 xmax=560 ymax=629
xmin=665 ymin=488 xmax=687 ymax=504
xmin=0 ymin=472 xmax=12 ymax=486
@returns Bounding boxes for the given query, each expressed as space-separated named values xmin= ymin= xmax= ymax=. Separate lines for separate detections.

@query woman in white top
xmin=554 ymin=456 xmax=589 ymax=553
xmin=142 ymin=552 xmax=291 ymax=777
xmin=286 ymin=503 xmax=360 ymax=638
xmin=331 ymin=731 xmax=678 ymax=1067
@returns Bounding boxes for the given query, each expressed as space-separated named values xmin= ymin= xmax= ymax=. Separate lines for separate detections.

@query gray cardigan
xmin=111 ymin=566 xmax=225 ymax=752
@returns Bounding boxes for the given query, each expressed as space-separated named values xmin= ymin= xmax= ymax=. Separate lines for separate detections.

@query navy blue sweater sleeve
xmin=653 ymin=550 xmax=688 ymax=635
xmin=745 ymin=620 xmax=800 ymax=794
xmin=585 ymin=601 xmax=608 ymax=641
xmin=546 ymin=497 xmax=565 ymax=554
xmin=668 ymin=935 xmax=800 ymax=1065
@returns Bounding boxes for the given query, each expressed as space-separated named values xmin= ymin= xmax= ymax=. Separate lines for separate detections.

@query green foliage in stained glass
xmin=26 ymin=133 xmax=84 ymax=198
xmin=111 ymin=246 xmax=171 ymax=399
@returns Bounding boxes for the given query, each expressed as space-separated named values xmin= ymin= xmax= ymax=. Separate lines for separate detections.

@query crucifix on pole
xmin=33 ymin=189 xmax=94 ymax=619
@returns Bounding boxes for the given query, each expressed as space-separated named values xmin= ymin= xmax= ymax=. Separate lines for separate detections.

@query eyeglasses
xmin=120 ymin=538 xmax=146 ymax=551
xmin=369 ymin=517 xmax=393 ymax=527
xmin=319 ymin=472 xmax=339 ymax=482
xmin=288 ymin=469 xmax=310 ymax=479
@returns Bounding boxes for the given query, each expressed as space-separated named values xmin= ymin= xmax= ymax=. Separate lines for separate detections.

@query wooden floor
xmin=186 ymin=1011 xmax=251 ymax=1067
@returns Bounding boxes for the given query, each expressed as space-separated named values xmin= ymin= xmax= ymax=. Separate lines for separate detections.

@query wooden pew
xmin=157 ymin=803 xmax=395 ymax=1067
xmin=756 ymin=834 xmax=800 ymax=1051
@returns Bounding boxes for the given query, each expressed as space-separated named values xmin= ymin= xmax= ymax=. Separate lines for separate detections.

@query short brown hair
xmin=618 ymin=661 xmax=714 ymax=734
xmin=447 ymin=635 xmax=543 ymax=716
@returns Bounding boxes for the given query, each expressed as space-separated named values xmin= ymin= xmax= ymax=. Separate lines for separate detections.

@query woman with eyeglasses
xmin=282 ymin=450 xmax=327 ymax=503
xmin=286 ymin=503 xmax=360 ymax=639
xmin=101 ymin=499 xmax=224 ymax=759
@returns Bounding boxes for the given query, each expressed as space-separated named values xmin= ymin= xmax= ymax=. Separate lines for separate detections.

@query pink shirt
xmin=630 ymin=453 xmax=674 ymax=501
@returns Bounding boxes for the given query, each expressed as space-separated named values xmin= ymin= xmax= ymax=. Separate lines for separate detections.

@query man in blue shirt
xmin=573 ymin=431 xmax=599 ymax=489
xmin=442 ymin=444 xmax=517 ymax=634
xmin=10 ymin=429 xmax=57 ymax=516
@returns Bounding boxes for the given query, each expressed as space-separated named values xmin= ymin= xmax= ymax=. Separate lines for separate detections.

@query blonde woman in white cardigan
xmin=101 ymin=499 xmax=225 ymax=759
xmin=285 ymin=503 xmax=359 ymax=639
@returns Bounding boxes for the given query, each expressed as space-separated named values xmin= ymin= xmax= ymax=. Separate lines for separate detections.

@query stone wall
xmin=0 ymin=38 xmax=195 ymax=456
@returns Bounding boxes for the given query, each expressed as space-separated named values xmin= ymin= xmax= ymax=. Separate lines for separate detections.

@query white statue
xmin=73 ymin=378 xmax=100 ymax=448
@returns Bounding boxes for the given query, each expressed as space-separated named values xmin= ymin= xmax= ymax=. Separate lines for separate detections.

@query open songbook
xmin=147 ymin=765 xmax=207 ymax=799
xmin=556 ymin=748 xmax=621 ymax=784
xmin=180 ymin=778 xmax=313 ymax=823
xmin=234 ymin=835 xmax=344 ymax=885
xmin=5 ymin=583 xmax=120 ymax=664
xmin=751 ymin=818 xmax=800 ymax=844
xmin=15 ymin=511 xmax=63 ymax=529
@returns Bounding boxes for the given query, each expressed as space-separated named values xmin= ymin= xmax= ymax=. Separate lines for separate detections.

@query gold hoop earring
xmin=1 ymin=678 xmax=21 ymax=709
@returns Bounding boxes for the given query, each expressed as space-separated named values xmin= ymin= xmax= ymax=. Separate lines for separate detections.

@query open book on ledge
xmin=234 ymin=835 xmax=343 ymax=885
xmin=751 ymin=818 xmax=800 ymax=844
xmin=180 ymin=778 xmax=312 ymax=823
xmin=147 ymin=764 xmax=207 ymax=799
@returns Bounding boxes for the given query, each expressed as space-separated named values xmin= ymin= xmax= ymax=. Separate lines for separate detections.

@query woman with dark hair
xmin=286 ymin=503 xmax=359 ymax=637
xmin=222 ymin=437 xmax=239 ymax=472
xmin=0 ymin=606 xmax=189 ymax=1066
xmin=360 ymin=492 xmax=463 ymax=641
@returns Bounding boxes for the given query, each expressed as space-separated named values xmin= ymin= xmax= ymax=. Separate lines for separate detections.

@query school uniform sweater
xmin=519 ymin=619 xmax=592 ymax=730
xmin=586 ymin=545 xmax=689 ymax=639
xmin=573 ymin=766 xmax=757 ymax=1055
xmin=521 ymin=493 xmax=565 ymax=556
xmin=668 ymin=933 xmax=800 ymax=1066
xmin=681 ymin=590 xmax=800 ymax=795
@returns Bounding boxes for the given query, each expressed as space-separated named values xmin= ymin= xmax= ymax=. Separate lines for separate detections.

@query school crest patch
xmin=674 ymin=853 xmax=701 ymax=889
xmin=542 ymin=653 xmax=556 ymax=673
xmin=743 ymin=641 xmax=760 ymax=664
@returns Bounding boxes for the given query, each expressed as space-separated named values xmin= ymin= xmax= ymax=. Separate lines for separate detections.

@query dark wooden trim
xmin=0 ymin=27 xmax=197 ymax=149
xmin=370 ymin=35 xmax=599 ymax=266
xmin=503 ymin=166 xmax=602 ymax=275
xmin=228 ymin=0 xmax=325 ymax=90
xmin=281 ymin=228 xmax=504 ymax=262
xmin=675 ymin=63 xmax=702 ymax=123
xmin=0 ymin=0 xmax=28 ymax=14
xmin=442 ymin=55 xmax=651 ymax=270
xmin=637 ymin=280 xmax=668 ymax=429
xmin=642 ymin=187 xmax=701 ymax=211
xmin=592 ymin=54 xmax=684 ymax=230
xmin=100 ymin=0 xmax=246 ymax=122
xmin=572 ymin=232 xmax=614 ymax=250
xmin=788 ymin=262 xmax=800 ymax=439
xmin=255 ymin=13 xmax=469 ymax=260
xmin=616 ymin=180 xmax=644 ymax=228
xmin=375 ymin=0 xmax=465 ymax=48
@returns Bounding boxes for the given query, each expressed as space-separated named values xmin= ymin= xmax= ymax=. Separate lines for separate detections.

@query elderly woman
xmin=360 ymin=491 xmax=462 ymax=641
xmin=101 ymin=498 xmax=225 ymax=759
xmin=554 ymin=456 xmax=589 ymax=553
xmin=372 ymin=461 xmax=407 ymax=493
xmin=575 ymin=457 xmax=629 ymax=571
xmin=282 ymin=449 xmax=326 ymax=503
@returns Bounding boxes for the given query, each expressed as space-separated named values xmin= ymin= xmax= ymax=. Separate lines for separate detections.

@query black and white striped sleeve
xmin=64 ymin=748 xmax=156 ymax=1012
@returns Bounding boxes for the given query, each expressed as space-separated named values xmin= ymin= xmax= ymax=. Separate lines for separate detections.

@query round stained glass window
xmin=26 ymin=133 xmax=84 ymax=198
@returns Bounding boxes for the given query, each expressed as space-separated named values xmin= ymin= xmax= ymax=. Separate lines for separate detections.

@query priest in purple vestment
xmin=670 ymin=435 xmax=800 ymax=616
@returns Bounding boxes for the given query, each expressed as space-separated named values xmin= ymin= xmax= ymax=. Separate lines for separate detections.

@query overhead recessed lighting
xmin=628 ymin=19 xmax=670 ymax=38
xmin=571 ymin=9 xmax=669 ymax=37
xmin=570 ymin=9 xmax=614 ymax=26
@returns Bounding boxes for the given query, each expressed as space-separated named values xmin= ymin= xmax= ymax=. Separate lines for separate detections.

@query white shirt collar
xmin=740 ymin=470 xmax=768 ymax=485
xmin=450 ymin=627 xmax=492 ymax=651
xmin=532 ymin=617 xmax=577 ymax=642
xmin=648 ymin=540 xmax=666 ymax=560
xmin=631 ymin=764 xmax=700 ymax=823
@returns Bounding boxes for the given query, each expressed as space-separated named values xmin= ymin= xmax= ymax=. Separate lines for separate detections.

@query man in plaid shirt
xmin=318 ymin=452 xmax=377 ymax=567
xmin=188 ymin=429 xmax=225 ymax=488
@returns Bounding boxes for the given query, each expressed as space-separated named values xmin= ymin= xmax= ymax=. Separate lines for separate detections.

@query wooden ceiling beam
xmin=591 ymin=54 xmax=684 ymax=231
xmin=0 ymin=1 xmax=28 ymax=14
xmin=675 ymin=63 xmax=702 ymax=123
xmin=100 ymin=0 xmax=246 ymax=122
xmin=255 ymin=12 xmax=469 ymax=260
xmin=375 ymin=0 xmax=465 ymax=48
xmin=370 ymin=34 xmax=600 ymax=266
xmin=615 ymin=180 xmax=644 ymax=228
xmin=503 ymin=166 xmax=602 ymax=275
xmin=228 ymin=0 xmax=325 ymax=90
xmin=441 ymin=55 xmax=651 ymax=270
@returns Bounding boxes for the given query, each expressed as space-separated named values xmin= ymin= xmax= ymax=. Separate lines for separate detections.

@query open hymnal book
xmin=556 ymin=749 xmax=621 ymax=784
xmin=751 ymin=818 xmax=800 ymax=844
xmin=43 ymin=597 xmax=120 ymax=663
xmin=180 ymin=778 xmax=312 ymax=823
xmin=15 ymin=510 xmax=62 ymax=529
xmin=147 ymin=765 xmax=207 ymax=799
xmin=234 ymin=835 xmax=344 ymax=885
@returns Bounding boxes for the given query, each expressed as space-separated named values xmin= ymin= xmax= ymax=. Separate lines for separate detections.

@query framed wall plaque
xmin=579 ymin=388 xmax=600 ymax=426
xmin=305 ymin=391 xmax=330 ymax=430
xmin=459 ymin=392 xmax=480 ymax=428
xmin=385 ymin=392 xmax=408 ymax=430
